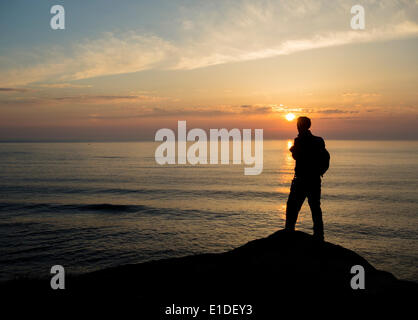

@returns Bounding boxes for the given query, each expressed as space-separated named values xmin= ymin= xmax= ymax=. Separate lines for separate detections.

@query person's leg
xmin=307 ymin=178 xmax=324 ymax=240
xmin=285 ymin=178 xmax=306 ymax=231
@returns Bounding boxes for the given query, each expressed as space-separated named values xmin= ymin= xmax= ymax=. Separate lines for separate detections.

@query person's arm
xmin=319 ymin=138 xmax=326 ymax=150
xmin=290 ymin=138 xmax=299 ymax=160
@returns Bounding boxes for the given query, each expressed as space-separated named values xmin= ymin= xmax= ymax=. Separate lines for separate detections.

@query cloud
xmin=83 ymin=104 xmax=366 ymax=120
xmin=272 ymin=105 xmax=303 ymax=113
xmin=0 ymin=94 xmax=170 ymax=106
xmin=1 ymin=0 xmax=417 ymax=86
xmin=259 ymin=104 xmax=361 ymax=115
xmin=50 ymin=94 xmax=168 ymax=104
xmin=88 ymin=104 xmax=268 ymax=120
xmin=342 ymin=92 xmax=381 ymax=97
xmin=0 ymin=33 xmax=175 ymax=87
xmin=36 ymin=83 xmax=93 ymax=89
xmin=315 ymin=109 xmax=359 ymax=114
xmin=240 ymin=105 xmax=273 ymax=114
xmin=0 ymin=87 xmax=29 ymax=93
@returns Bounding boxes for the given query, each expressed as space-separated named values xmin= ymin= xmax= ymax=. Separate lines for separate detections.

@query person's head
xmin=297 ymin=116 xmax=311 ymax=133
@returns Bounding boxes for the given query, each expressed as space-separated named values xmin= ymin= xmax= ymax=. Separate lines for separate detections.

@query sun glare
xmin=285 ymin=113 xmax=296 ymax=121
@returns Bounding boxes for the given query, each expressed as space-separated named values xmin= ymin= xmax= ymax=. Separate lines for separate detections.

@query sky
xmin=0 ymin=0 xmax=417 ymax=141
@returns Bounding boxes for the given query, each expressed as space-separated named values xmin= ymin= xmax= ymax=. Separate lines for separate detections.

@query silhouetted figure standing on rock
xmin=285 ymin=116 xmax=330 ymax=241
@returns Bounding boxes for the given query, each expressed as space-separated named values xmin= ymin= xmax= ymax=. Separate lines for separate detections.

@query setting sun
xmin=285 ymin=113 xmax=296 ymax=121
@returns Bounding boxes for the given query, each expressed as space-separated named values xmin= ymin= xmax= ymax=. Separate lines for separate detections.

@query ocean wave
xmin=0 ymin=202 xmax=233 ymax=220
xmin=0 ymin=184 xmax=289 ymax=199
xmin=1 ymin=183 xmax=417 ymax=203
xmin=0 ymin=202 xmax=148 ymax=214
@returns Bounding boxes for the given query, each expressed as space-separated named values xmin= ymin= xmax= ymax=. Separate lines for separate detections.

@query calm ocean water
xmin=0 ymin=140 xmax=417 ymax=282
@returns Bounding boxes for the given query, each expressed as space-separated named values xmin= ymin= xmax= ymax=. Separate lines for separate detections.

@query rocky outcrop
xmin=2 ymin=230 xmax=417 ymax=312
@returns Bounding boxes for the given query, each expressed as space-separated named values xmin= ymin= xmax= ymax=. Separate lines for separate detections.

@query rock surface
xmin=2 ymin=230 xmax=417 ymax=310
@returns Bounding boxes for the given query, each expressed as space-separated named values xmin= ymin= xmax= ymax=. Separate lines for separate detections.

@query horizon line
xmin=1 ymin=138 xmax=417 ymax=143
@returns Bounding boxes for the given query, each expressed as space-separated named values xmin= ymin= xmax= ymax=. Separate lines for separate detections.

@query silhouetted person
xmin=285 ymin=116 xmax=330 ymax=241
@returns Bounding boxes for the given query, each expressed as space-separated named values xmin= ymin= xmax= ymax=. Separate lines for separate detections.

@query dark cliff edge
xmin=2 ymin=230 xmax=417 ymax=313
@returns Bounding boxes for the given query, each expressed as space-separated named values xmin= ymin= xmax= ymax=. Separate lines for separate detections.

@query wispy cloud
xmin=342 ymin=92 xmax=381 ymax=97
xmin=0 ymin=87 xmax=30 ymax=93
xmin=0 ymin=94 xmax=170 ymax=106
xmin=88 ymin=104 xmax=363 ymax=120
xmin=315 ymin=109 xmax=359 ymax=114
xmin=0 ymin=33 xmax=175 ymax=87
xmin=259 ymin=104 xmax=361 ymax=116
xmin=50 ymin=94 xmax=169 ymax=104
xmin=1 ymin=0 xmax=417 ymax=86
xmin=36 ymin=83 xmax=93 ymax=89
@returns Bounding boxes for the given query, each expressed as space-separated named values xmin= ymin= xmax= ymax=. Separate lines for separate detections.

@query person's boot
xmin=284 ymin=222 xmax=295 ymax=232
xmin=313 ymin=232 xmax=324 ymax=242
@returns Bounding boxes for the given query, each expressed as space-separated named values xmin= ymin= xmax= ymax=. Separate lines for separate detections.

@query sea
xmin=0 ymin=140 xmax=417 ymax=282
